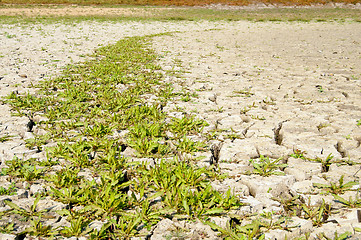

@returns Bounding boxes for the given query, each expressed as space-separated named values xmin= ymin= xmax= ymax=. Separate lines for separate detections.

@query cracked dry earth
xmin=1 ymin=19 xmax=361 ymax=239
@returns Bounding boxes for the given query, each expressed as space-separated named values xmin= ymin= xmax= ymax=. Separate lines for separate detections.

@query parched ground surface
xmin=1 ymin=13 xmax=361 ymax=239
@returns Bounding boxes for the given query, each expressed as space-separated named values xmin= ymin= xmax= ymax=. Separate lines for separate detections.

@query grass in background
xmin=0 ymin=7 xmax=360 ymax=23
xmin=0 ymin=0 xmax=360 ymax=6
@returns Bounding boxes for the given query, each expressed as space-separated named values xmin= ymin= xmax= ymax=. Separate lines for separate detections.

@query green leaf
xmin=204 ymin=208 xmax=224 ymax=215
xmin=183 ymin=199 xmax=190 ymax=216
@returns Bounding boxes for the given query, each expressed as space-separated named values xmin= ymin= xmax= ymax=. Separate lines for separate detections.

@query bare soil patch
xmin=0 ymin=6 xmax=161 ymax=17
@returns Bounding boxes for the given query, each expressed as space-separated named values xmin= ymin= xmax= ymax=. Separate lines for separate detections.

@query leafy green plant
xmin=60 ymin=216 xmax=92 ymax=237
xmin=316 ymin=85 xmax=324 ymax=93
xmin=333 ymin=194 xmax=361 ymax=208
xmin=25 ymin=133 xmax=51 ymax=152
xmin=24 ymin=217 xmax=57 ymax=237
xmin=2 ymin=156 xmax=45 ymax=181
xmin=108 ymin=214 xmax=141 ymax=238
xmin=50 ymin=186 xmax=87 ymax=207
xmin=317 ymin=123 xmax=329 ymax=131
xmin=206 ymin=219 xmax=265 ymax=240
xmin=248 ymin=155 xmax=287 ymax=177
xmin=301 ymin=198 xmax=331 ymax=227
xmin=233 ymin=88 xmax=254 ymax=97
xmin=357 ymin=119 xmax=361 ymax=126
xmin=175 ymin=135 xmax=206 ymax=153
xmin=0 ymin=134 xmax=13 ymax=143
xmin=290 ymin=149 xmax=307 ymax=159
xmin=0 ymin=223 xmax=15 ymax=234
xmin=0 ymin=183 xmax=17 ymax=195
xmin=309 ymin=154 xmax=334 ymax=172
xmin=5 ymin=196 xmax=46 ymax=221
xmin=169 ymin=115 xmax=208 ymax=136
xmin=46 ymin=166 xmax=82 ymax=188
xmin=316 ymin=231 xmax=352 ymax=240
xmin=313 ymin=175 xmax=358 ymax=194
xmin=272 ymin=194 xmax=303 ymax=216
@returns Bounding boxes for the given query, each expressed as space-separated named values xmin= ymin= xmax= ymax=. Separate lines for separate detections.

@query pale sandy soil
xmin=0 ymin=6 xmax=161 ymax=17
xmin=153 ymin=21 xmax=361 ymax=163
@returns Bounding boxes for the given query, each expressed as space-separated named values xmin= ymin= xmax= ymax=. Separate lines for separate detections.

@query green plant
xmin=169 ymin=115 xmax=208 ymax=136
xmin=316 ymin=231 xmax=352 ymax=240
xmin=0 ymin=223 xmax=15 ymax=234
xmin=0 ymin=183 xmax=17 ymax=195
xmin=233 ymin=88 xmax=254 ymax=97
xmin=5 ymin=196 xmax=46 ymax=221
xmin=272 ymin=194 xmax=303 ymax=216
xmin=206 ymin=219 xmax=265 ymax=240
xmin=45 ymin=166 xmax=82 ymax=188
xmin=332 ymin=194 xmax=361 ymax=208
xmin=24 ymin=217 xmax=57 ymax=237
xmin=175 ymin=136 xmax=206 ymax=153
xmin=258 ymin=211 xmax=294 ymax=231
xmin=357 ymin=119 xmax=361 ymax=126
xmin=60 ymin=216 xmax=92 ymax=237
xmin=108 ymin=214 xmax=142 ymax=238
xmin=301 ymin=198 xmax=331 ymax=227
xmin=2 ymin=156 xmax=45 ymax=181
xmin=316 ymin=85 xmax=324 ymax=93
xmin=317 ymin=123 xmax=329 ymax=131
xmin=248 ymin=155 xmax=287 ymax=177
xmin=313 ymin=175 xmax=358 ymax=194
xmin=225 ymin=129 xmax=243 ymax=141
xmin=290 ymin=149 xmax=307 ymax=159
xmin=262 ymin=97 xmax=275 ymax=105
xmin=0 ymin=134 xmax=13 ymax=142
xmin=309 ymin=154 xmax=334 ymax=172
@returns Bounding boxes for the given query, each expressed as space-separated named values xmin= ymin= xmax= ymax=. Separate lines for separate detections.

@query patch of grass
xmin=0 ymin=183 xmax=17 ymax=195
xmin=233 ymin=88 xmax=254 ymax=97
xmin=301 ymin=198 xmax=331 ymax=227
xmin=308 ymin=153 xmax=334 ymax=172
xmin=248 ymin=155 xmax=287 ymax=177
xmin=1 ymin=34 xmax=242 ymax=238
xmin=333 ymin=194 xmax=361 ymax=208
xmin=0 ymin=134 xmax=13 ymax=143
xmin=313 ymin=175 xmax=358 ymax=195
xmin=1 ymin=7 xmax=361 ymax=24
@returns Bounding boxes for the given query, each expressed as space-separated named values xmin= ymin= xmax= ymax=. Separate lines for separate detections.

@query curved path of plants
xmin=2 ymin=34 xmax=244 ymax=239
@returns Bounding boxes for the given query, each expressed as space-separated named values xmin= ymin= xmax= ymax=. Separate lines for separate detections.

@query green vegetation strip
xmin=0 ymin=7 xmax=361 ymax=23
xmin=2 ymin=35 xmax=244 ymax=238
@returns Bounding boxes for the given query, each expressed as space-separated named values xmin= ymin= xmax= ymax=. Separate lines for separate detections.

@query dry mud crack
xmin=1 ymin=19 xmax=361 ymax=239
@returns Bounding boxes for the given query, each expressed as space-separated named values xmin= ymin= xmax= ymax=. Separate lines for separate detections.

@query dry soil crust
xmin=0 ymin=6 xmax=172 ymax=17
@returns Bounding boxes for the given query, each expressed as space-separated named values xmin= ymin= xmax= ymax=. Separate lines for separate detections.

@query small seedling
xmin=316 ymin=231 xmax=352 ymax=240
xmin=301 ymin=198 xmax=331 ymax=226
xmin=233 ymin=88 xmax=254 ymax=97
xmin=290 ymin=149 xmax=307 ymax=159
xmin=333 ymin=194 xmax=361 ymax=208
xmin=317 ymin=123 xmax=330 ymax=131
xmin=316 ymin=85 xmax=324 ymax=93
xmin=0 ymin=223 xmax=15 ymax=234
xmin=313 ymin=175 xmax=358 ymax=195
xmin=309 ymin=154 xmax=334 ymax=172
xmin=0 ymin=135 xmax=13 ymax=143
xmin=24 ymin=217 xmax=56 ymax=237
xmin=0 ymin=183 xmax=17 ymax=195
xmin=249 ymin=155 xmax=287 ymax=177
xmin=5 ymin=196 xmax=46 ymax=221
